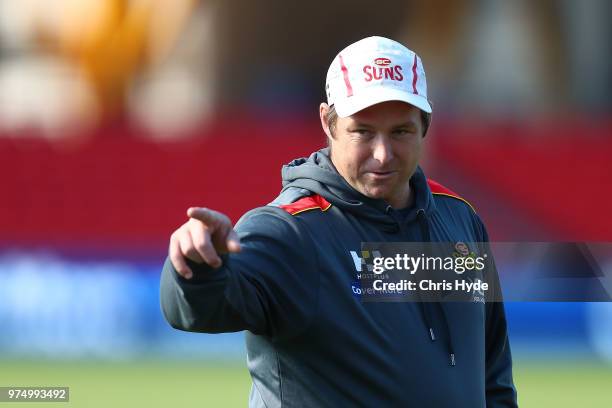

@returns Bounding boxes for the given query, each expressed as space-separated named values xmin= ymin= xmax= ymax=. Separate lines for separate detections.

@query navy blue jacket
xmin=160 ymin=148 xmax=517 ymax=407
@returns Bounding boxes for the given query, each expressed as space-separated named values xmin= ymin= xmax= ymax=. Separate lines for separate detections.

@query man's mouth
xmin=367 ymin=170 xmax=397 ymax=179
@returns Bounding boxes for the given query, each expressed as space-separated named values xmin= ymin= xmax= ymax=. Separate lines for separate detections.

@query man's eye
xmin=392 ymin=128 xmax=418 ymax=138
xmin=393 ymin=128 xmax=413 ymax=135
xmin=351 ymin=129 xmax=372 ymax=136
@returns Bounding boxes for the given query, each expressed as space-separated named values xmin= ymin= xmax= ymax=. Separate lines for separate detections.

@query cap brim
xmin=334 ymin=88 xmax=432 ymax=117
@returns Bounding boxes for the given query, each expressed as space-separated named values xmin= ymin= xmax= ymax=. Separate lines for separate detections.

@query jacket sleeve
xmin=160 ymin=206 xmax=320 ymax=340
xmin=475 ymin=214 xmax=518 ymax=408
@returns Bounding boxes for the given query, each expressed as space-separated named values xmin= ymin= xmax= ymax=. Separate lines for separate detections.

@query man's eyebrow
xmin=392 ymin=121 xmax=418 ymax=128
xmin=349 ymin=121 xmax=375 ymax=128
xmin=348 ymin=120 xmax=418 ymax=129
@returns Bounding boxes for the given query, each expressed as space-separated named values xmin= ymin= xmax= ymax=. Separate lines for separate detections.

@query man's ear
xmin=319 ymin=103 xmax=333 ymax=139
xmin=422 ymin=100 xmax=433 ymax=138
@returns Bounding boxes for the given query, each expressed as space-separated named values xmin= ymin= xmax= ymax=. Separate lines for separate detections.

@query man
xmin=160 ymin=36 xmax=517 ymax=407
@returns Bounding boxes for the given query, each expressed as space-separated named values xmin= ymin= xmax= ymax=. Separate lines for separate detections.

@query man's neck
xmin=387 ymin=185 xmax=413 ymax=209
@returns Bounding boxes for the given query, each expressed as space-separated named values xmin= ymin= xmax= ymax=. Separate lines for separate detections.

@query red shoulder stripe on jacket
xmin=427 ymin=179 xmax=476 ymax=212
xmin=279 ymin=194 xmax=332 ymax=216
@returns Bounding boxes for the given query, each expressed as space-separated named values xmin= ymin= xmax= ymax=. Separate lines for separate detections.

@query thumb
xmin=226 ymin=229 xmax=241 ymax=253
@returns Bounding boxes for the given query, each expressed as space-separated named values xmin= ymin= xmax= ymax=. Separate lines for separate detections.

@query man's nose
xmin=372 ymin=135 xmax=393 ymax=164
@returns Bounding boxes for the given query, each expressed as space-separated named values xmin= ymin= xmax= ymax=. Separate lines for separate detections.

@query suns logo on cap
xmin=363 ymin=58 xmax=404 ymax=82
xmin=374 ymin=57 xmax=392 ymax=66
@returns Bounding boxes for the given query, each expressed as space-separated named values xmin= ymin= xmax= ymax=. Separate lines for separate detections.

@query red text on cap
xmin=363 ymin=65 xmax=404 ymax=82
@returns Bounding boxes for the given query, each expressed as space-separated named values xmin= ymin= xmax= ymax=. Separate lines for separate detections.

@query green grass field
xmin=1 ymin=359 xmax=611 ymax=407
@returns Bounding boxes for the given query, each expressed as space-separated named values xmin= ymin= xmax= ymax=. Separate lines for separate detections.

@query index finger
xmin=186 ymin=207 xmax=217 ymax=224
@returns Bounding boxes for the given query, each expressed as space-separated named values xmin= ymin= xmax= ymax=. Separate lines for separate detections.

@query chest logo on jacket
xmin=350 ymin=250 xmax=380 ymax=297
xmin=350 ymin=250 xmax=383 ymax=276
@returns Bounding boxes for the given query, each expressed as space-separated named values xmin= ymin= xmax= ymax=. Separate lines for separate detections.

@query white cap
xmin=325 ymin=36 xmax=432 ymax=117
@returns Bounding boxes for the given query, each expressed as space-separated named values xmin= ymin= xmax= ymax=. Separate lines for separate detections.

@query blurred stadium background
xmin=1 ymin=0 xmax=611 ymax=406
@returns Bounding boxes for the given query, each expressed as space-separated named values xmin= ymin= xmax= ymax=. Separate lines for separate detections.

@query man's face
xmin=321 ymin=101 xmax=425 ymax=208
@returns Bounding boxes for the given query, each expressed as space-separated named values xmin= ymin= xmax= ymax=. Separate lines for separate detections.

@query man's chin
xmin=361 ymin=186 xmax=391 ymax=201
